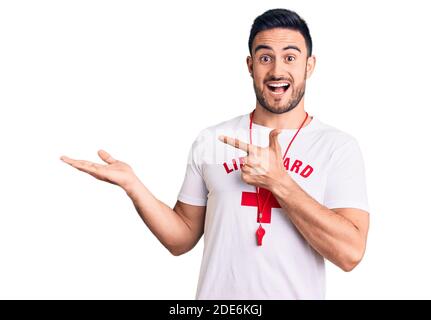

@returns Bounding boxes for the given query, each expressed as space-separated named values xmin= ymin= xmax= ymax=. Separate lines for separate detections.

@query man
xmin=60 ymin=9 xmax=370 ymax=299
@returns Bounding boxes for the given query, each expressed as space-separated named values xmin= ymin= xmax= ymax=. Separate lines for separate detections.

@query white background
xmin=1 ymin=0 xmax=430 ymax=299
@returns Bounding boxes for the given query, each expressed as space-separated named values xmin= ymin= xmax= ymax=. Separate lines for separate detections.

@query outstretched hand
xmin=60 ymin=150 xmax=139 ymax=190
xmin=218 ymin=129 xmax=290 ymax=189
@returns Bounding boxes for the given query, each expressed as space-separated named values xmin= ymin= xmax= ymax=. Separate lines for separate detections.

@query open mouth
xmin=266 ymin=82 xmax=290 ymax=95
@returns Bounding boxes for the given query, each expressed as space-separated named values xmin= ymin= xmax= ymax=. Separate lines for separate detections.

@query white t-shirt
xmin=177 ymin=113 xmax=370 ymax=300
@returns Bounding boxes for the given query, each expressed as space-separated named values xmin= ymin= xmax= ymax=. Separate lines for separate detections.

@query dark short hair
xmin=248 ymin=9 xmax=313 ymax=57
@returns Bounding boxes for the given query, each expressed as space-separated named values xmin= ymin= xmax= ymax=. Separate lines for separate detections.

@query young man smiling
xmin=61 ymin=9 xmax=370 ymax=299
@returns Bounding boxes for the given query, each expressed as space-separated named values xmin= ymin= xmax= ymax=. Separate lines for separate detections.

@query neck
xmin=253 ymin=101 xmax=310 ymax=129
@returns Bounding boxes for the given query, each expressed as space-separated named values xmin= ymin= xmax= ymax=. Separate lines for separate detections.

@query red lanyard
xmin=249 ymin=110 xmax=309 ymax=246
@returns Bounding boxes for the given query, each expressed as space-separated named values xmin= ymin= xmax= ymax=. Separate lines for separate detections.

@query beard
xmin=253 ymin=72 xmax=306 ymax=115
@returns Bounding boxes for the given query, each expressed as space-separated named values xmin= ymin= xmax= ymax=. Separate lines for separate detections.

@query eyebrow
xmin=254 ymin=44 xmax=302 ymax=54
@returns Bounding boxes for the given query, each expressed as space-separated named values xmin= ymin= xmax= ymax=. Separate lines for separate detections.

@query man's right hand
xmin=60 ymin=149 xmax=205 ymax=256
xmin=60 ymin=149 xmax=139 ymax=191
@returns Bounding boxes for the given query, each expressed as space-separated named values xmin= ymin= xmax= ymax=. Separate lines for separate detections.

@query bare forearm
xmin=123 ymin=179 xmax=190 ymax=255
xmin=60 ymin=151 xmax=194 ymax=255
xmin=270 ymin=176 xmax=364 ymax=271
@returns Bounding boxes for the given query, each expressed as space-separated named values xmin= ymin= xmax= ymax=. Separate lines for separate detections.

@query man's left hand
xmin=218 ymin=129 xmax=291 ymax=190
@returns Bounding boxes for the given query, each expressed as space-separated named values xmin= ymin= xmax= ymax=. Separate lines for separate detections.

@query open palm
xmin=60 ymin=149 xmax=138 ymax=189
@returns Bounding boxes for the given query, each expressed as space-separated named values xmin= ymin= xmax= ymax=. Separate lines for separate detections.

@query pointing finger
xmin=218 ymin=135 xmax=251 ymax=153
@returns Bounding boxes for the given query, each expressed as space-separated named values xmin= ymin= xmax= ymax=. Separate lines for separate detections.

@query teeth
xmin=268 ymin=83 xmax=289 ymax=87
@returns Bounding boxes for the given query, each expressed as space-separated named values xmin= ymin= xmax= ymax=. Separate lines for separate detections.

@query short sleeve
xmin=177 ymin=133 xmax=208 ymax=206
xmin=323 ymin=138 xmax=370 ymax=212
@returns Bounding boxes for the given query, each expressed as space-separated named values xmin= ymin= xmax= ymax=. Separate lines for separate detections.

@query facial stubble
xmin=253 ymin=67 xmax=307 ymax=115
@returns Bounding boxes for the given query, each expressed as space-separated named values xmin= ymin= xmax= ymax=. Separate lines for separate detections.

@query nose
xmin=271 ymin=57 xmax=286 ymax=78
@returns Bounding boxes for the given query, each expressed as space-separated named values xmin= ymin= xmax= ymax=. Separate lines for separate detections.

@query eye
xmin=286 ymin=55 xmax=296 ymax=62
xmin=259 ymin=55 xmax=272 ymax=64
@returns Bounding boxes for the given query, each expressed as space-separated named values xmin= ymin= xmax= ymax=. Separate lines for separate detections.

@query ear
xmin=305 ymin=55 xmax=316 ymax=79
xmin=246 ymin=56 xmax=253 ymax=77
